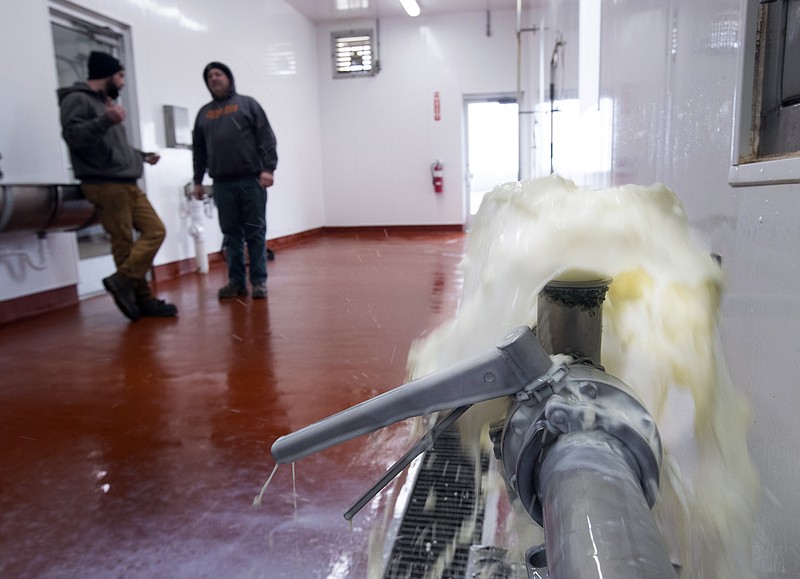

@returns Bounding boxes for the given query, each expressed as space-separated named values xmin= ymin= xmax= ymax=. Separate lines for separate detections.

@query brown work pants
xmin=81 ymin=183 xmax=165 ymax=280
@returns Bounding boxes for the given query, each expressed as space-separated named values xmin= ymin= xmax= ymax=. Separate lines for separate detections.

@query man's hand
xmin=259 ymin=171 xmax=274 ymax=188
xmin=193 ymin=184 xmax=206 ymax=200
xmin=106 ymin=103 xmax=126 ymax=124
xmin=143 ymin=152 xmax=160 ymax=165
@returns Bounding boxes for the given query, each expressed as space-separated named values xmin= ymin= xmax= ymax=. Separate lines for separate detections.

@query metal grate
xmin=384 ymin=428 xmax=489 ymax=579
xmin=331 ymin=29 xmax=376 ymax=78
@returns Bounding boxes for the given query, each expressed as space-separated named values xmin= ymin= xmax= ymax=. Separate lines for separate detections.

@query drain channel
xmin=383 ymin=428 xmax=489 ymax=579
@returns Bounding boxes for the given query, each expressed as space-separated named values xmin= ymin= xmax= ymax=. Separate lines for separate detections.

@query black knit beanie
xmin=88 ymin=51 xmax=124 ymax=80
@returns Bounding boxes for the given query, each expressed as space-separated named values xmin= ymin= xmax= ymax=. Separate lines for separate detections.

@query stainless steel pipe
xmin=538 ymin=432 xmax=677 ymax=578
xmin=0 ymin=184 xmax=95 ymax=234
xmin=493 ymin=277 xmax=678 ymax=578
xmin=536 ymin=277 xmax=611 ymax=365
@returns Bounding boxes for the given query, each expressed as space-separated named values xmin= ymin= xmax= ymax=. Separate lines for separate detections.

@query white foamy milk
xmin=402 ymin=175 xmax=759 ymax=578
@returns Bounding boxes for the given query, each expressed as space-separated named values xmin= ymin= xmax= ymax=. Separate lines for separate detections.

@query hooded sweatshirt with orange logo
xmin=192 ymin=62 xmax=278 ymax=184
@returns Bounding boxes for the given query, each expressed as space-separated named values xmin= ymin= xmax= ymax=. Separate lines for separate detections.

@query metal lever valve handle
xmin=270 ymin=326 xmax=554 ymax=464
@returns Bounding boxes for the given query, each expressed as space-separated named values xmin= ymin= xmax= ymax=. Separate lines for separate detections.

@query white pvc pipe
xmin=188 ymin=198 xmax=209 ymax=274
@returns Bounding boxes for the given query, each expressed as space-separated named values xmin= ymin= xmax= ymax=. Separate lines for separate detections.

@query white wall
xmin=317 ymin=11 xmax=521 ymax=226
xmin=595 ymin=0 xmax=798 ymax=576
xmin=0 ymin=0 xmax=324 ymax=301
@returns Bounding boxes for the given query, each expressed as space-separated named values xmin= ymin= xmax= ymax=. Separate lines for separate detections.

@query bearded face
xmin=104 ymin=77 xmax=120 ymax=99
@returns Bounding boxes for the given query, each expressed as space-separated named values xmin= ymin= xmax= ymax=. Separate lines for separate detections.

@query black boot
xmin=102 ymin=272 xmax=140 ymax=321
xmin=138 ymin=296 xmax=178 ymax=317
xmin=132 ymin=278 xmax=178 ymax=318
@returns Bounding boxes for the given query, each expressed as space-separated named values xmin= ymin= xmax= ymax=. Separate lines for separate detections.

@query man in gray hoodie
xmin=192 ymin=61 xmax=277 ymax=300
xmin=58 ymin=51 xmax=176 ymax=321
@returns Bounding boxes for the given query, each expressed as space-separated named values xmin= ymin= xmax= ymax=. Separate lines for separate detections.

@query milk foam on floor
xmin=405 ymin=175 xmax=759 ymax=578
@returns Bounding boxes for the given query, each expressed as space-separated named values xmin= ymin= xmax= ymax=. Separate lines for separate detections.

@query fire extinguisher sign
xmin=434 ymin=91 xmax=441 ymax=121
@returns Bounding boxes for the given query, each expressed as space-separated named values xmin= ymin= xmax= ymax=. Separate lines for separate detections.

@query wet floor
xmin=0 ymin=231 xmax=465 ymax=578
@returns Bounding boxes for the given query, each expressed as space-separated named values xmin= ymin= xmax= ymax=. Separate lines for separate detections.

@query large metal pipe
xmin=0 ymin=184 xmax=96 ymax=234
xmin=538 ymin=432 xmax=677 ymax=578
xmin=495 ymin=276 xmax=678 ymax=578
xmin=536 ymin=277 xmax=611 ymax=365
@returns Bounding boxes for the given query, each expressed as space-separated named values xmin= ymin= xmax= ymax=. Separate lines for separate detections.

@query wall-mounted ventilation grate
xmin=383 ymin=428 xmax=489 ymax=579
xmin=331 ymin=29 xmax=377 ymax=78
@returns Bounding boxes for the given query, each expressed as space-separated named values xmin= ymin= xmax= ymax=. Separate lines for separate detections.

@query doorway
xmin=50 ymin=4 xmax=137 ymax=296
xmin=464 ymin=95 xmax=519 ymax=227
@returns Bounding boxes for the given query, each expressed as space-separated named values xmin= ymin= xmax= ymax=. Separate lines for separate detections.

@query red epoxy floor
xmin=0 ymin=231 xmax=466 ymax=578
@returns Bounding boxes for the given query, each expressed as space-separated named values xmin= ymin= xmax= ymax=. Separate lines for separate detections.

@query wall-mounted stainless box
xmin=163 ymin=105 xmax=192 ymax=149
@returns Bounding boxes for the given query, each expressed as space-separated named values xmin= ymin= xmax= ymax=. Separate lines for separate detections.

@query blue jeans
xmin=213 ymin=177 xmax=267 ymax=287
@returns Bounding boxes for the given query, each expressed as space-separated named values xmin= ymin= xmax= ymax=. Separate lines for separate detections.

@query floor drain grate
xmin=383 ymin=427 xmax=489 ymax=579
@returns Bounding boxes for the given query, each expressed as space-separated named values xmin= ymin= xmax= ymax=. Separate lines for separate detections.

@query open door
xmin=464 ymin=95 xmax=519 ymax=227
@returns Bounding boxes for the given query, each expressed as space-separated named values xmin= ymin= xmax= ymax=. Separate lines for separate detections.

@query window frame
xmin=730 ymin=0 xmax=800 ymax=186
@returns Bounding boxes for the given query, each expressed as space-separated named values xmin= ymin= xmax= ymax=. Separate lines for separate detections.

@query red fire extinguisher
xmin=431 ymin=160 xmax=444 ymax=193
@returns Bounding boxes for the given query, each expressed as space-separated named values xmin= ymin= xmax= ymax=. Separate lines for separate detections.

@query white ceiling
xmin=283 ymin=0 xmax=521 ymax=23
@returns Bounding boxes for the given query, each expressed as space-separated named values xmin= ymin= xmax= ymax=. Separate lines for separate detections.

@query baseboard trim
xmin=0 ymin=285 xmax=79 ymax=325
xmin=322 ymin=224 xmax=465 ymax=236
xmin=151 ymin=251 xmax=226 ymax=282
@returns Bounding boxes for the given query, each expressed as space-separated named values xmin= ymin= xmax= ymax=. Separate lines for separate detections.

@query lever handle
xmin=270 ymin=326 xmax=552 ymax=464
xmin=343 ymin=404 xmax=471 ymax=520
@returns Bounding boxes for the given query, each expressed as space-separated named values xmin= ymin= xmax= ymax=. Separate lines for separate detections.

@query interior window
xmin=751 ymin=0 xmax=800 ymax=159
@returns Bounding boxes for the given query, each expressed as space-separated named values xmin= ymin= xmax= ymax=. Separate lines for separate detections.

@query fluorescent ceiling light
xmin=336 ymin=0 xmax=369 ymax=10
xmin=398 ymin=0 xmax=420 ymax=17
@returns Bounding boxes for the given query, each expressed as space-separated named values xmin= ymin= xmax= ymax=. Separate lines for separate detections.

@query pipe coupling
xmin=493 ymin=362 xmax=662 ymax=525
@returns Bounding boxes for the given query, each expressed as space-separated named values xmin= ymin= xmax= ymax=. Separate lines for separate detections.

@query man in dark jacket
xmin=192 ymin=62 xmax=278 ymax=300
xmin=57 ymin=51 xmax=177 ymax=321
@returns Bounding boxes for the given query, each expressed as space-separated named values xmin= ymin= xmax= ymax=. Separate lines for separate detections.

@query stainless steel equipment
xmin=270 ymin=278 xmax=679 ymax=578
xmin=0 ymin=184 xmax=95 ymax=234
